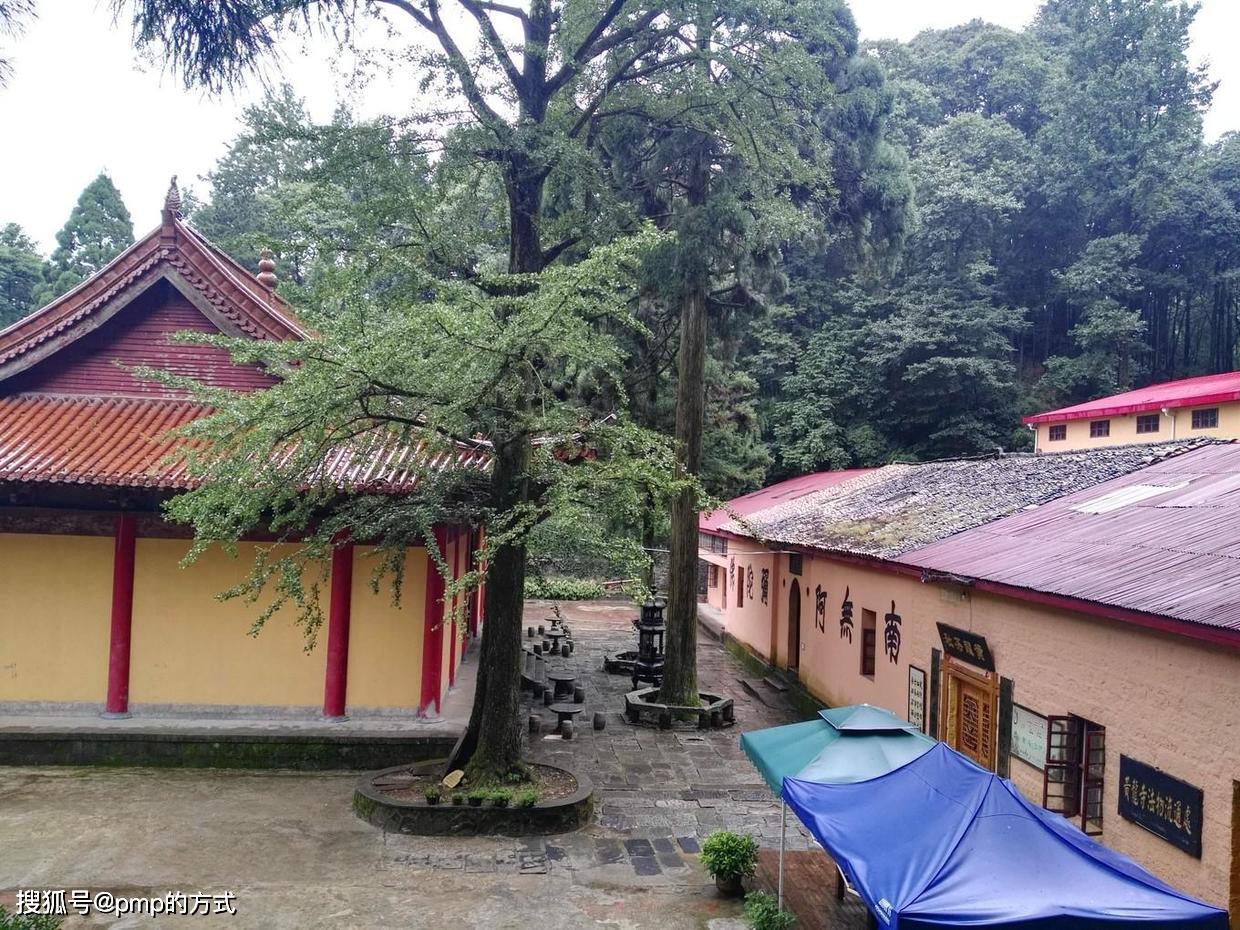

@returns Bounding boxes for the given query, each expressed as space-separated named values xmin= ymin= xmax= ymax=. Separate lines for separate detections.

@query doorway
xmin=787 ymin=580 xmax=801 ymax=671
xmin=941 ymin=662 xmax=997 ymax=771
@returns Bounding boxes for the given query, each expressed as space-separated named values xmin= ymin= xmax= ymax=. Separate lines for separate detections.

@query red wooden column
xmin=104 ymin=514 xmax=137 ymax=717
xmin=419 ymin=527 xmax=448 ymax=716
xmin=323 ymin=538 xmax=355 ymax=719
xmin=448 ymin=528 xmax=461 ymax=686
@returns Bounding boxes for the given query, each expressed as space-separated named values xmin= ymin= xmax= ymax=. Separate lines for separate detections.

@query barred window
xmin=1090 ymin=420 xmax=1110 ymax=438
xmin=1136 ymin=414 xmax=1160 ymax=434
xmin=1048 ymin=424 xmax=1067 ymax=441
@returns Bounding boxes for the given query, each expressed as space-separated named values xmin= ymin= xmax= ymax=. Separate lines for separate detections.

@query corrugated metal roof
xmin=735 ymin=441 xmax=1210 ymax=558
xmin=700 ymin=469 xmax=873 ymax=533
xmin=1023 ymin=370 xmax=1240 ymax=424
xmin=902 ymin=443 xmax=1240 ymax=631
xmin=0 ymin=394 xmax=488 ymax=492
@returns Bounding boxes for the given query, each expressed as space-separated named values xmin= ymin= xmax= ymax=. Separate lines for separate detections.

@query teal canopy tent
xmin=740 ymin=704 xmax=934 ymax=909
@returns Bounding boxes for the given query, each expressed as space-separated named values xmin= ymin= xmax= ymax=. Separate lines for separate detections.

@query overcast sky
xmin=1 ymin=0 xmax=1237 ymax=253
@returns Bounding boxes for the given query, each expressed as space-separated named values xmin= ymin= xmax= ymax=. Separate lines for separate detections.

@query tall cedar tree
xmin=0 ymin=224 xmax=43 ymax=325
xmin=39 ymin=172 xmax=135 ymax=303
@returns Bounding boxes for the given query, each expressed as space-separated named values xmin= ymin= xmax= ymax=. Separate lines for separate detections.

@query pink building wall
xmin=723 ymin=549 xmax=1238 ymax=909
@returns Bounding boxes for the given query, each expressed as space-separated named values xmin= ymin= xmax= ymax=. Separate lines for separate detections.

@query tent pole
xmin=778 ymin=798 xmax=786 ymax=911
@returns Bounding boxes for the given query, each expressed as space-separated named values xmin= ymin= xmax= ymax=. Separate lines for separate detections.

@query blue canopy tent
xmin=784 ymin=742 xmax=1229 ymax=929
xmin=741 ymin=705 xmax=935 ymax=908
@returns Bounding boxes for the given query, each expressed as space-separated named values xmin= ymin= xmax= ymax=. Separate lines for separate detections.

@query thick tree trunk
xmin=660 ymin=140 xmax=709 ymax=707
xmin=449 ymin=163 xmax=545 ymax=777
xmin=455 ymin=432 xmax=529 ymax=779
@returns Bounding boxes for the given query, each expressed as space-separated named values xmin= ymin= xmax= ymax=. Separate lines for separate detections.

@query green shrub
xmin=423 ymin=785 xmax=441 ymax=804
xmin=744 ymin=891 xmax=796 ymax=930
xmin=489 ymin=788 xmax=513 ymax=807
xmin=466 ymin=789 xmax=487 ymax=806
xmin=515 ymin=788 xmax=538 ymax=808
xmin=700 ymin=830 xmax=760 ymax=881
xmin=0 ymin=905 xmax=63 ymax=930
xmin=524 ymin=576 xmax=605 ymax=600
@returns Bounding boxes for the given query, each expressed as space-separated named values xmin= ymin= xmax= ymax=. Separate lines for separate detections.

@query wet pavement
xmin=0 ymin=599 xmax=854 ymax=930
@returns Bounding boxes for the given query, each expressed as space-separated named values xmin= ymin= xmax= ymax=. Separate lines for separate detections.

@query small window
xmin=1136 ymin=414 xmax=1160 ymax=434
xmin=1043 ymin=716 xmax=1105 ymax=836
xmin=860 ymin=609 xmax=876 ymax=677
xmin=1192 ymin=408 xmax=1219 ymax=430
xmin=736 ymin=568 xmax=744 ymax=607
xmin=1048 ymin=424 xmax=1067 ymax=442
xmin=708 ymin=565 xmax=719 ymax=588
xmin=1089 ymin=420 xmax=1110 ymax=438
xmin=788 ymin=553 xmax=803 ymax=576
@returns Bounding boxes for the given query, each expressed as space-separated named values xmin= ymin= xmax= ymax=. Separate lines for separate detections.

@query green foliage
xmin=488 ymin=788 xmax=512 ymax=807
xmin=159 ymin=228 xmax=681 ymax=642
xmin=0 ymin=905 xmax=62 ymax=930
xmin=699 ymin=831 xmax=760 ymax=881
xmin=423 ymin=785 xmax=441 ymax=803
xmin=37 ymin=172 xmax=134 ymax=303
xmin=515 ymin=788 xmax=538 ymax=808
xmin=0 ymin=223 xmax=43 ymax=324
xmin=744 ymin=891 xmax=797 ymax=930
xmin=524 ymin=576 xmax=605 ymax=601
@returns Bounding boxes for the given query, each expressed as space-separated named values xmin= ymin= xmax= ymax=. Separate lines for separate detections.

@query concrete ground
xmin=0 ymin=600 xmax=843 ymax=930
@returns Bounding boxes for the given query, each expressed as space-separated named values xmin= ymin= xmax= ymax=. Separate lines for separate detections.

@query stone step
xmin=761 ymin=676 xmax=789 ymax=693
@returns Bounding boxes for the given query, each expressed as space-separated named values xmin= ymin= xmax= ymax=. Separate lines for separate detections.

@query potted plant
xmin=451 ymin=792 xmax=465 ymax=806
xmin=424 ymin=786 xmax=441 ymax=806
xmin=466 ymin=789 xmax=486 ymax=807
xmin=515 ymin=789 xmax=538 ymax=809
xmin=700 ymin=830 xmax=759 ymax=897
xmin=490 ymin=788 xmax=512 ymax=808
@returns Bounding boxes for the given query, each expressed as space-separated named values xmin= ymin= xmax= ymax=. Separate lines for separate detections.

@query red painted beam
xmin=419 ymin=527 xmax=448 ymax=716
xmin=323 ymin=539 xmax=355 ymax=719
xmin=104 ymin=514 xmax=137 ymax=716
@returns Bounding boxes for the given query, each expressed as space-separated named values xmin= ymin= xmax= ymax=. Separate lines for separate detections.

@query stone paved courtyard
xmin=0 ymin=600 xmax=863 ymax=929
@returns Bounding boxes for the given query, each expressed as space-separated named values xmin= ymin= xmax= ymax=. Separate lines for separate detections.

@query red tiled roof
xmin=901 ymin=442 xmax=1240 ymax=634
xmin=1023 ymin=370 xmax=1240 ymax=424
xmin=700 ymin=469 xmax=873 ymax=533
xmin=0 ymin=394 xmax=489 ymax=492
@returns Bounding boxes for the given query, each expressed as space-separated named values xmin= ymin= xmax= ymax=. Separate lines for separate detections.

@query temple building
xmin=0 ymin=183 xmax=483 ymax=721
xmin=1026 ymin=370 xmax=1240 ymax=451
xmin=700 ymin=441 xmax=1240 ymax=913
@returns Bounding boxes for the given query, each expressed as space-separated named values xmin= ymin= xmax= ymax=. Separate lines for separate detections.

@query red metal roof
xmin=700 ymin=469 xmax=873 ymax=533
xmin=1023 ymin=370 xmax=1240 ymax=424
xmin=0 ymin=394 xmax=489 ymax=492
xmin=901 ymin=442 xmax=1240 ymax=634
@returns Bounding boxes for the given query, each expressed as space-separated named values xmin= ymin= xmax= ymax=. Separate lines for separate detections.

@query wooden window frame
xmin=1048 ymin=424 xmax=1067 ymax=442
xmin=788 ymin=553 xmax=803 ymax=576
xmin=860 ymin=609 xmax=876 ymax=678
xmin=1089 ymin=420 xmax=1110 ymax=438
xmin=1136 ymin=414 xmax=1160 ymax=434
xmin=1192 ymin=407 xmax=1219 ymax=430
xmin=1043 ymin=714 xmax=1105 ymax=836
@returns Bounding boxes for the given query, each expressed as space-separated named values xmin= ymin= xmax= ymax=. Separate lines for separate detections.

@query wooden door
xmin=945 ymin=667 xmax=996 ymax=770
xmin=787 ymin=580 xmax=801 ymax=670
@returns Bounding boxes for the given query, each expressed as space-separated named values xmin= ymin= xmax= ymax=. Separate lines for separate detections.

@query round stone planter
xmin=353 ymin=760 xmax=594 ymax=836
xmin=623 ymin=687 xmax=735 ymax=729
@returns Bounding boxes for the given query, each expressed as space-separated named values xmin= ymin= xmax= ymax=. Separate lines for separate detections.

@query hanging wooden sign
xmin=936 ymin=622 xmax=995 ymax=671
xmin=1118 ymin=755 xmax=1203 ymax=858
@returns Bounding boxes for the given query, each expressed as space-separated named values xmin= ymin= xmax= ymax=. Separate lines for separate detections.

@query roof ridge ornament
xmin=160 ymin=175 xmax=182 ymax=245
xmin=256 ymin=248 xmax=278 ymax=289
